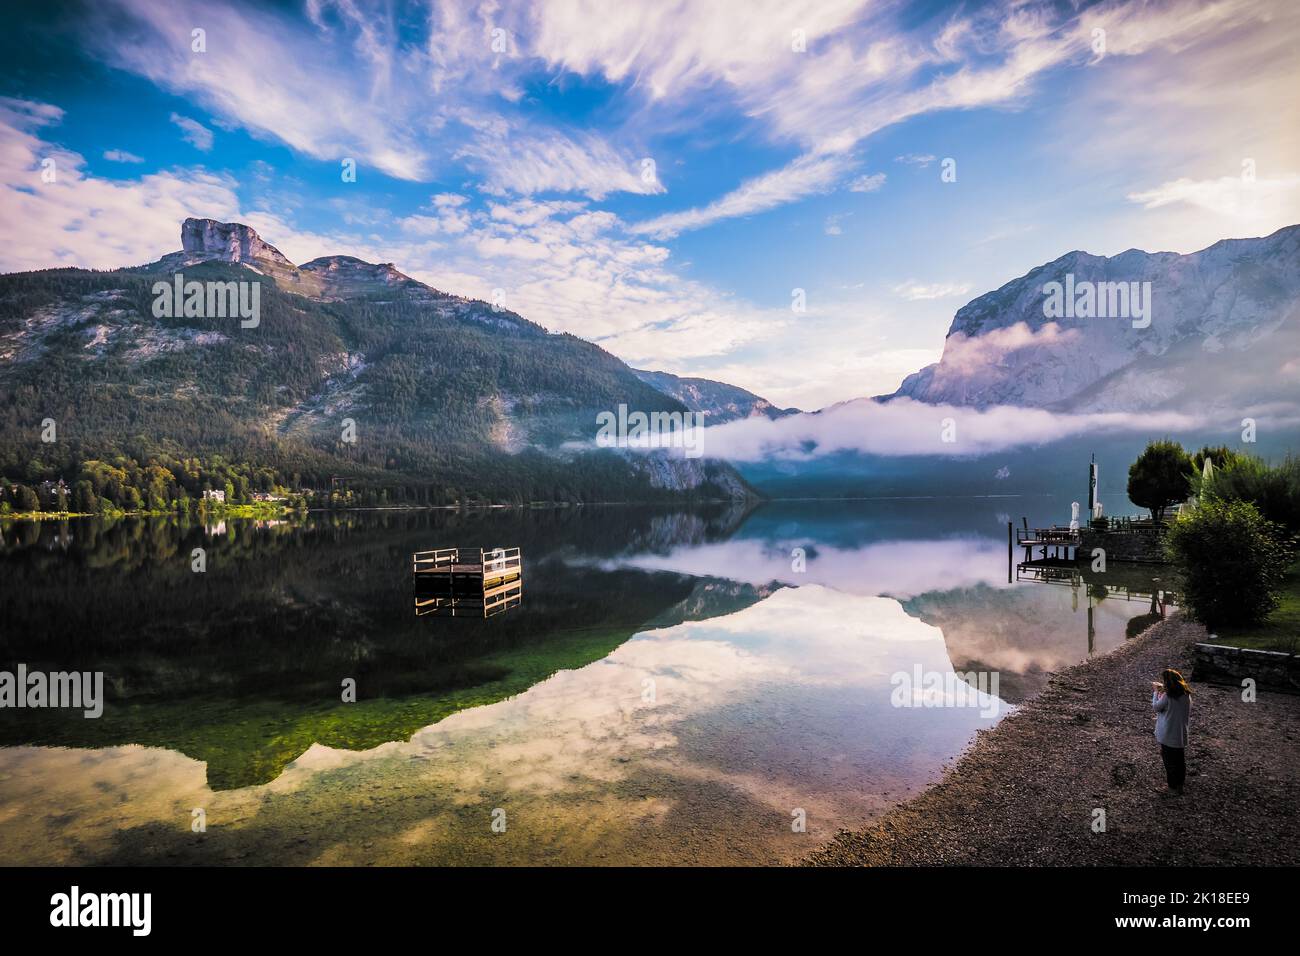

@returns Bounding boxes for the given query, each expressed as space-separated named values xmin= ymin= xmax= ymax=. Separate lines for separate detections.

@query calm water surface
xmin=0 ymin=499 xmax=1170 ymax=865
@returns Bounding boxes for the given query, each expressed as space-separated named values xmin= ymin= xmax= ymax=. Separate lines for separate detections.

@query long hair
xmin=1162 ymin=668 xmax=1191 ymax=698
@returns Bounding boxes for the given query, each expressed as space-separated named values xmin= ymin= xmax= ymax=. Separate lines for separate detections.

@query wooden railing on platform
xmin=1088 ymin=515 xmax=1167 ymax=534
xmin=1015 ymin=526 xmax=1081 ymax=547
xmin=412 ymin=546 xmax=521 ymax=578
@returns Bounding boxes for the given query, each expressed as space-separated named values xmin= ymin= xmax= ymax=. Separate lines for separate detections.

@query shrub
xmin=1190 ymin=445 xmax=1247 ymax=474
xmin=1127 ymin=439 xmax=1192 ymax=523
xmin=1166 ymin=499 xmax=1295 ymax=627
xmin=1192 ymin=454 xmax=1300 ymax=534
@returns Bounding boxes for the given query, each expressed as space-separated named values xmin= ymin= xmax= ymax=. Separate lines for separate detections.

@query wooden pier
xmin=412 ymin=546 xmax=522 ymax=618
xmin=1014 ymin=524 xmax=1081 ymax=566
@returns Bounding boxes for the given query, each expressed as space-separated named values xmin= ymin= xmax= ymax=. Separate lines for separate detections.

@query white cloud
xmin=685 ymin=345 xmax=940 ymax=412
xmin=700 ymin=396 xmax=1203 ymax=462
xmin=892 ymin=281 xmax=973 ymax=301
xmin=397 ymin=195 xmax=473 ymax=236
xmin=102 ymin=149 xmax=144 ymax=163
xmin=168 ymin=113 xmax=214 ymax=151
xmin=933 ymin=323 xmax=1078 ymax=377
xmin=631 ymin=152 xmax=853 ymax=238
xmin=457 ymin=131 xmax=664 ymax=200
xmin=1127 ymin=174 xmax=1300 ymax=223
xmin=527 ymin=0 xmax=869 ymax=101
xmin=848 ymin=172 xmax=886 ymax=192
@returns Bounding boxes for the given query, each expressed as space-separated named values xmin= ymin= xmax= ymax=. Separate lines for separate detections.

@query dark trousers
xmin=1160 ymin=744 xmax=1186 ymax=790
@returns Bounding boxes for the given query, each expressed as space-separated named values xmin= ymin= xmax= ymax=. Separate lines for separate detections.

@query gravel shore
xmin=807 ymin=616 xmax=1300 ymax=866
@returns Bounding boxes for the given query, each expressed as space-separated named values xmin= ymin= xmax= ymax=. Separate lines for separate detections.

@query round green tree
xmin=13 ymin=484 xmax=40 ymax=512
xmin=1127 ymin=439 xmax=1192 ymax=523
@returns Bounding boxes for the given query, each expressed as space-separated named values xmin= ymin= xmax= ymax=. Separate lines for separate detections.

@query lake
xmin=0 ymin=499 xmax=1172 ymax=865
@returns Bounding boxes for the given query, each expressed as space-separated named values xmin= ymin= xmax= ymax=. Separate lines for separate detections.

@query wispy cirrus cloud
xmin=168 ymin=113 xmax=213 ymax=151
xmin=77 ymin=0 xmax=668 ymax=197
xmin=456 ymin=131 xmax=664 ymax=200
xmin=892 ymin=281 xmax=973 ymax=301
xmin=618 ymin=0 xmax=1289 ymax=236
xmin=83 ymin=0 xmax=436 ymax=180
xmin=631 ymin=152 xmax=853 ymax=238
xmin=1127 ymin=174 xmax=1300 ymax=223
xmin=848 ymin=172 xmax=886 ymax=192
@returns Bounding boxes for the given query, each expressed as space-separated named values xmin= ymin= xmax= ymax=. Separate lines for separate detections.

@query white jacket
xmin=1152 ymin=690 xmax=1190 ymax=748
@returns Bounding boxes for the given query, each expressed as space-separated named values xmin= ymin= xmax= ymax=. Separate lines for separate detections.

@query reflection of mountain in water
xmin=641 ymin=577 xmax=779 ymax=627
xmin=0 ymin=508 xmax=737 ymax=790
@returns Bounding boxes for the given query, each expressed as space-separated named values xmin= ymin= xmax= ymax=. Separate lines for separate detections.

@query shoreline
xmin=807 ymin=615 xmax=1300 ymax=866
xmin=0 ymin=498 xmax=754 ymax=522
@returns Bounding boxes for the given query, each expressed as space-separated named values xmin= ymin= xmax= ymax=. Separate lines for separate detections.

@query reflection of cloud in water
xmin=909 ymin=582 xmax=1162 ymax=697
xmin=0 ymin=587 xmax=1007 ymax=865
xmin=597 ymin=537 xmax=1008 ymax=598
xmin=0 ymin=744 xmax=210 ymax=864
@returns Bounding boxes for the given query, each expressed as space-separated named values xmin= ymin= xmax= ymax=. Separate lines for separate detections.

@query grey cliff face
xmin=180 ymin=217 xmax=294 ymax=267
xmin=888 ymin=225 xmax=1300 ymax=412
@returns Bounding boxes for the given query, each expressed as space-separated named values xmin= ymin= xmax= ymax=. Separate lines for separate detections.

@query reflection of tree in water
xmin=1126 ymin=612 xmax=1163 ymax=639
xmin=904 ymin=557 xmax=1174 ymax=704
xmin=0 ymin=506 xmax=748 ymax=790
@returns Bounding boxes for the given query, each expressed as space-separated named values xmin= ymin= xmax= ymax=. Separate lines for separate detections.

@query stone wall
xmin=1192 ymin=642 xmax=1300 ymax=694
xmin=1077 ymin=528 xmax=1168 ymax=564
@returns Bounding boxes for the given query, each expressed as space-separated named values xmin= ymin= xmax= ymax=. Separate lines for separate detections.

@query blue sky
xmin=1 ymin=0 xmax=1297 ymax=408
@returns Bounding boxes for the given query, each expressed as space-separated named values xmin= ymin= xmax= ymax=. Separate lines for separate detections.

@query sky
xmin=1 ymin=0 xmax=1297 ymax=410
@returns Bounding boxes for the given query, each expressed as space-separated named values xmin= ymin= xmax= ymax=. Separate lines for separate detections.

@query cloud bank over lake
xmin=692 ymin=398 xmax=1207 ymax=462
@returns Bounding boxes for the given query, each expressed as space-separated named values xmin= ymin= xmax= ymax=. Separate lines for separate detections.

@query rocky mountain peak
xmin=888 ymin=224 xmax=1300 ymax=412
xmin=299 ymin=255 xmax=408 ymax=282
xmin=180 ymin=217 xmax=293 ymax=267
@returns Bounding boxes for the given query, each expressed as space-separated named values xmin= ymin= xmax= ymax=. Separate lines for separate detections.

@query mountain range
xmin=2 ymin=218 xmax=1296 ymax=504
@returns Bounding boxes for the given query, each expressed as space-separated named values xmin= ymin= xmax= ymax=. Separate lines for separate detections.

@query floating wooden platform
xmin=412 ymin=547 xmax=522 ymax=618
xmin=1015 ymin=525 xmax=1081 ymax=564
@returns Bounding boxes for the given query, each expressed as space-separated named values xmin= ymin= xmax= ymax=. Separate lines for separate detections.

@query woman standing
xmin=1151 ymin=669 xmax=1192 ymax=794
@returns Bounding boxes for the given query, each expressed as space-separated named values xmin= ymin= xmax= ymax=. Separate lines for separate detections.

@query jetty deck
xmin=412 ymin=546 xmax=523 ymax=618
xmin=1015 ymin=525 xmax=1081 ymax=561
